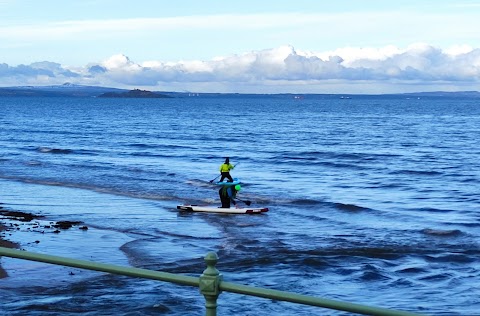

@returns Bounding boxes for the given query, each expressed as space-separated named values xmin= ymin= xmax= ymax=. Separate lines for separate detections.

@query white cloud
xmin=102 ymin=54 xmax=138 ymax=70
xmin=1 ymin=44 xmax=480 ymax=93
xmin=312 ymin=45 xmax=401 ymax=66
xmin=2 ymin=7 xmax=480 ymax=70
xmin=444 ymin=45 xmax=474 ymax=56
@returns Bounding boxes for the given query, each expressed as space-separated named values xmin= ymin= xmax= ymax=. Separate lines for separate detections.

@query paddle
xmin=235 ymin=198 xmax=251 ymax=206
xmin=209 ymin=174 xmax=221 ymax=183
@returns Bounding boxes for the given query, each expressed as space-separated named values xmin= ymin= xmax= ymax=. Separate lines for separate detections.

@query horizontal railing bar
xmin=0 ymin=247 xmax=426 ymax=315
xmin=221 ymin=281 xmax=423 ymax=316
xmin=0 ymin=247 xmax=198 ymax=287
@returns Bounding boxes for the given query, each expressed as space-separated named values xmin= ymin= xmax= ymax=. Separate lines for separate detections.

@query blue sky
xmin=1 ymin=0 xmax=480 ymax=93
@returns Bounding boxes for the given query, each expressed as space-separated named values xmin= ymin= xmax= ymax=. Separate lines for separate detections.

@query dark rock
xmin=54 ymin=221 xmax=83 ymax=229
xmin=0 ymin=210 xmax=42 ymax=222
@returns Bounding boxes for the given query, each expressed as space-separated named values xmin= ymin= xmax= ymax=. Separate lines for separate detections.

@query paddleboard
xmin=177 ymin=204 xmax=269 ymax=214
xmin=215 ymin=178 xmax=240 ymax=186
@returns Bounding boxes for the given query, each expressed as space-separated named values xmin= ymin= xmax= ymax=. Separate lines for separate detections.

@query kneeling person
xmin=219 ymin=184 xmax=241 ymax=208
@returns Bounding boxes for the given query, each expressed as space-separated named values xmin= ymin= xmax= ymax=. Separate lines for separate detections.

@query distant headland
xmin=97 ymin=89 xmax=172 ymax=98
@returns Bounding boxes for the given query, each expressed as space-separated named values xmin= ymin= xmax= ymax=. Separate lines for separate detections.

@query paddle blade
xmin=245 ymin=200 xmax=252 ymax=206
xmin=209 ymin=175 xmax=221 ymax=183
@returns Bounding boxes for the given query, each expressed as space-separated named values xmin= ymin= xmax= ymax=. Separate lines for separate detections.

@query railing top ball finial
xmin=203 ymin=252 xmax=219 ymax=276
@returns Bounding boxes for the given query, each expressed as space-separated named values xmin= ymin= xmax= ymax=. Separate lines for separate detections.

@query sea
xmin=0 ymin=95 xmax=479 ymax=315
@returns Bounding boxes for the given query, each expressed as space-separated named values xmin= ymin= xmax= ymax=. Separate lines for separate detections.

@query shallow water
xmin=1 ymin=95 xmax=479 ymax=315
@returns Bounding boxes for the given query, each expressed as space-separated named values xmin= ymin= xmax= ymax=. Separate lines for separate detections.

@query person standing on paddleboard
xmin=219 ymin=184 xmax=241 ymax=208
xmin=219 ymin=157 xmax=235 ymax=182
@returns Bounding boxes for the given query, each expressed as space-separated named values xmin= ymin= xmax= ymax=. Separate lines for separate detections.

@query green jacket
xmin=219 ymin=163 xmax=234 ymax=172
xmin=220 ymin=186 xmax=237 ymax=199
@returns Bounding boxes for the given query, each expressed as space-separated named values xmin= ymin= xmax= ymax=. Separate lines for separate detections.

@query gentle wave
xmin=289 ymin=198 xmax=325 ymax=206
xmin=357 ymin=264 xmax=392 ymax=282
xmin=391 ymin=169 xmax=443 ymax=176
xmin=217 ymin=246 xmax=425 ymax=270
xmin=34 ymin=146 xmax=100 ymax=156
xmin=127 ymin=143 xmax=196 ymax=150
xmin=272 ymin=151 xmax=401 ymax=162
xmin=333 ymin=202 xmax=371 ymax=212
xmin=425 ymin=253 xmax=477 ymax=263
xmin=421 ymin=228 xmax=463 ymax=236
xmin=36 ymin=146 xmax=73 ymax=154
xmin=0 ymin=175 xmax=176 ymax=201
xmin=418 ymin=207 xmax=456 ymax=213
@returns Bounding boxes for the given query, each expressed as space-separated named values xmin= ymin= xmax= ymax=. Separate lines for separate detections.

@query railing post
xmin=199 ymin=252 xmax=223 ymax=316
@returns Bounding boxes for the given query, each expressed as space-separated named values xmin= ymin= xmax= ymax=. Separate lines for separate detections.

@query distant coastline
xmin=97 ymin=89 xmax=172 ymax=98
xmin=0 ymin=83 xmax=480 ymax=99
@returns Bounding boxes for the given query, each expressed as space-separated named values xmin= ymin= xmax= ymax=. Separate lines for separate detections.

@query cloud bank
xmin=1 ymin=43 xmax=480 ymax=94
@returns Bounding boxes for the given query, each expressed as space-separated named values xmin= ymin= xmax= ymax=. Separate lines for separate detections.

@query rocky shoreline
xmin=0 ymin=223 xmax=18 ymax=278
xmin=0 ymin=203 xmax=19 ymax=278
xmin=0 ymin=204 xmax=88 ymax=279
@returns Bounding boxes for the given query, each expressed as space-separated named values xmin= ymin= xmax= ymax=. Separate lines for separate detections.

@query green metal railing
xmin=0 ymin=247 xmax=426 ymax=316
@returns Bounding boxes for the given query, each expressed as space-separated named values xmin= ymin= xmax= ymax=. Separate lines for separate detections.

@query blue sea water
xmin=0 ymin=95 xmax=479 ymax=315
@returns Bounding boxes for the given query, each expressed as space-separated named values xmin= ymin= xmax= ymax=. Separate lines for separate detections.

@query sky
xmin=1 ymin=0 xmax=480 ymax=94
